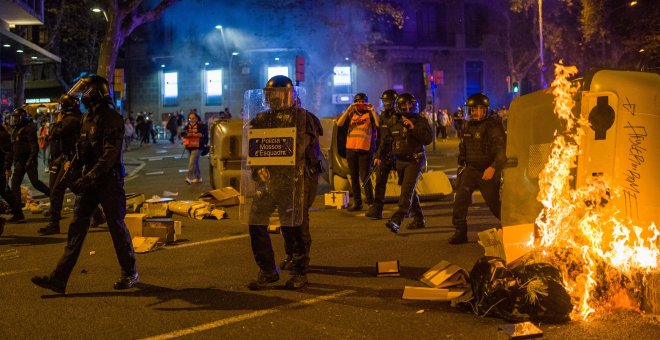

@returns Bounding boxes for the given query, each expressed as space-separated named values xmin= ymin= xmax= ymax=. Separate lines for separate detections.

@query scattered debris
xmin=402 ymin=286 xmax=467 ymax=301
xmin=420 ymin=260 xmax=469 ymax=288
xmin=498 ymin=321 xmax=543 ymax=339
xmin=198 ymin=187 xmax=241 ymax=207
xmin=132 ymin=237 xmax=162 ymax=253
xmin=324 ymin=190 xmax=349 ymax=209
xmin=163 ymin=191 xmax=179 ymax=197
xmin=377 ymin=260 xmax=400 ymax=277
xmin=89 ymin=251 xmax=96 ymax=256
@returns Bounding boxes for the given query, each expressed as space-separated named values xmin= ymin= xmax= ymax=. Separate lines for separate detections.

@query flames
xmin=533 ymin=62 xmax=659 ymax=320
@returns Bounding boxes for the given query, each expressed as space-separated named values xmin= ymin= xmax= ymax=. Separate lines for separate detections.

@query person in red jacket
xmin=181 ymin=111 xmax=208 ymax=184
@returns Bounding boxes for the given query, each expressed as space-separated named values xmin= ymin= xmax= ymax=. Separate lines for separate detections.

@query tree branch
xmin=121 ymin=0 xmax=179 ymax=38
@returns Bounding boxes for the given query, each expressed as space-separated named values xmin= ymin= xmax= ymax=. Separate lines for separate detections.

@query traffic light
xmin=512 ymin=81 xmax=519 ymax=93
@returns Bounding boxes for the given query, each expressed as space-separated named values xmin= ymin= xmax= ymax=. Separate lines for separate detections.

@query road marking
xmin=164 ymin=234 xmax=249 ymax=250
xmin=177 ymin=169 xmax=187 ymax=173
xmin=141 ymin=289 xmax=355 ymax=339
xmin=145 ymin=171 xmax=165 ymax=176
xmin=0 ymin=268 xmax=39 ymax=277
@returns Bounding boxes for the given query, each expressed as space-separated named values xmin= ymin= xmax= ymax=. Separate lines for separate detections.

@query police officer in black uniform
xmin=38 ymin=95 xmax=106 ymax=235
xmin=379 ymin=93 xmax=433 ymax=233
xmin=246 ymin=76 xmax=322 ymax=290
xmin=449 ymin=93 xmax=506 ymax=244
xmin=31 ymin=75 xmax=137 ymax=294
xmin=10 ymin=108 xmax=50 ymax=208
xmin=0 ymin=114 xmax=24 ymax=226
xmin=367 ymin=89 xmax=397 ymax=219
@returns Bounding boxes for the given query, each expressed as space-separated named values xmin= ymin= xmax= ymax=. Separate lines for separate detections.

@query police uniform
xmin=0 ymin=123 xmax=24 ymax=221
xmin=451 ymin=115 xmax=506 ymax=242
xmin=247 ymin=105 xmax=321 ymax=290
xmin=368 ymin=106 xmax=396 ymax=218
xmin=381 ymin=97 xmax=433 ymax=233
xmin=10 ymin=116 xmax=50 ymax=206
xmin=31 ymin=76 xmax=137 ymax=294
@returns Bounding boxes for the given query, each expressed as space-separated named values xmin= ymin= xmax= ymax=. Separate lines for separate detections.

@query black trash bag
xmin=469 ymin=256 xmax=529 ymax=322
xmin=512 ymin=263 xmax=572 ymax=323
xmin=468 ymin=256 xmax=572 ymax=323
xmin=0 ymin=200 xmax=9 ymax=214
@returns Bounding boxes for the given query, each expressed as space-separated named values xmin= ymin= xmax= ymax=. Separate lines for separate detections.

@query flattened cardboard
xmin=132 ymin=237 xmax=161 ymax=253
xmin=141 ymin=202 xmax=170 ymax=218
xmin=125 ymin=213 xmax=146 ymax=237
xmin=499 ymin=322 xmax=543 ymax=339
xmin=144 ymin=218 xmax=176 ymax=243
xmin=420 ymin=260 xmax=469 ymax=288
xmin=199 ymin=187 xmax=240 ymax=207
xmin=402 ymin=286 xmax=468 ymax=301
xmin=167 ymin=200 xmax=212 ymax=219
xmin=478 ymin=228 xmax=506 ymax=260
xmin=377 ymin=260 xmax=400 ymax=277
xmin=324 ymin=191 xmax=349 ymax=209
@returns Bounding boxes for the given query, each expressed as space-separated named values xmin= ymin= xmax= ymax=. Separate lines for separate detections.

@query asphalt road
xmin=1 ymin=138 xmax=658 ymax=339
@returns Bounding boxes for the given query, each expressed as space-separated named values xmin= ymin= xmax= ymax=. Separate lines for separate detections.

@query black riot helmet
xmin=10 ymin=108 xmax=29 ymax=127
xmin=465 ymin=93 xmax=490 ymax=121
xmin=57 ymin=94 xmax=81 ymax=115
xmin=395 ymin=93 xmax=418 ymax=117
xmin=67 ymin=75 xmax=112 ymax=109
xmin=263 ymin=75 xmax=296 ymax=110
xmin=379 ymin=89 xmax=397 ymax=110
xmin=353 ymin=93 xmax=368 ymax=103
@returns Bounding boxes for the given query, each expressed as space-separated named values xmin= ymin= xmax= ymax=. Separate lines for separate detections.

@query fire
xmin=533 ymin=62 xmax=660 ymax=320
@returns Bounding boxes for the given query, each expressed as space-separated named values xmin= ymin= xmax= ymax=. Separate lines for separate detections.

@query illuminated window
xmin=163 ymin=71 xmax=178 ymax=106
xmin=206 ymin=69 xmax=223 ymax=105
xmin=333 ymin=66 xmax=351 ymax=86
xmin=267 ymin=66 xmax=289 ymax=80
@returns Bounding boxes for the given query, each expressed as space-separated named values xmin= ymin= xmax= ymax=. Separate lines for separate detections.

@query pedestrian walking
xmin=449 ymin=93 xmax=506 ymax=244
xmin=182 ymin=111 xmax=207 ymax=184
xmin=31 ymin=75 xmax=138 ymax=294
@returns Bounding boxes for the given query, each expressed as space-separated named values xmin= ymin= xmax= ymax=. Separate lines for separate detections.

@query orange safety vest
xmin=346 ymin=112 xmax=375 ymax=151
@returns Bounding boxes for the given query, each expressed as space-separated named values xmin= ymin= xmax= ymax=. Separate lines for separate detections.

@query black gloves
xmin=70 ymin=175 xmax=94 ymax=194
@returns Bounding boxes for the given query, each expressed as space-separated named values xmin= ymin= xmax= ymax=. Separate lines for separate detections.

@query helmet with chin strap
xmin=465 ymin=93 xmax=489 ymax=121
xmin=395 ymin=93 xmax=417 ymax=117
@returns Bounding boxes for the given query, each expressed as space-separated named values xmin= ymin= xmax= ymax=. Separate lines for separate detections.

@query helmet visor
xmin=67 ymin=78 xmax=91 ymax=100
xmin=264 ymin=87 xmax=295 ymax=110
xmin=466 ymin=105 xmax=487 ymax=121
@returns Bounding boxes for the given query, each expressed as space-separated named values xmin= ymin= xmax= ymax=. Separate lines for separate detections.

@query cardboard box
xmin=141 ymin=202 xmax=170 ymax=218
xmin=125 ymin=213 xmax=146 ymax=237
xmin=143 ymin=218 xmax=175 ymax=243
xmin=498 ymin=322 xmax=543 ymax=339
xmin=376 ymin=260 xmax=400 ymax=277
xmin=125 ymin=193 xmax=145 ymax=213
xmin=167 ymin=200 xmax=212 ymax=220
xmin=420 ymin=260 xmax=469 ymax=288
xmin=132 ymin=237 xmax=161 ymax=253
xmin=198 ymin=186 xmax=241 ymax=207
xmin=324 ymin=191 xmax=349 ymax=209
xmin=478 ymin=224 xmax=535 ymax=264
xmin=402 ymin=286 xmax=468 ymax=301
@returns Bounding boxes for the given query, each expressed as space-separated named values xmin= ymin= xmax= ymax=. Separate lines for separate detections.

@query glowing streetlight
xmin=91 ymin=7 xmax=108 ymax=22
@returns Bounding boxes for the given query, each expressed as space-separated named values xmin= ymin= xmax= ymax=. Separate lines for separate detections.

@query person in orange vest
xmin=337 ymin=93 xmax=379 ymax=211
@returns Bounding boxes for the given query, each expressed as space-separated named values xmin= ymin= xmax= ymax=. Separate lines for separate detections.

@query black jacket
xmin=49 ymin=112 xmax=82 ymax=161
xmin=376 ymin=113 xmax=433 ymax=159
xmin=0 ymin=124 xmax=13 ymax=171
xmin=78 ymin=103 xmax=125 ymax=180
xmin=458 ymin=116 xmax=506 ymax=171
xmin=11 ymin=121 xmax=39 ymax=162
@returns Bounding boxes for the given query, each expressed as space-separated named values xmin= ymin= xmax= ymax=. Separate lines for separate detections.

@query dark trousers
xmin=0 ymin=170 xmax=22 ymax=216
xmin=48 ymin=163 xmax=104 ymax=225
xmin=373 ymin=157 xmax=394 ymax=209
xmin=50 ymin=175 xmax=136 ymax=284
xmin=452 ymin=167 xmax=501 ymax=233
xmin=390 ymin=158 xmax=424 ymax=223
xmin=439 ymin=126 xmax=447 ymax=139
xmin=346 ymin=149 xmax=374 ymax=206
xmin=11 ymin=158 xmax=50 ymax=206
xmin=249 ymin=175 xmax=317 ymax=275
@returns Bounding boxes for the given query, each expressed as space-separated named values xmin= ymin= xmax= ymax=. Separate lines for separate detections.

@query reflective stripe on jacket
xmin=346 ymin=112 xmax=375 ymax=151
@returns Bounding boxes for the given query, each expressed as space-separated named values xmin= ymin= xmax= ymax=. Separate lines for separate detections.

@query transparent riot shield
xmin=239 ymin=87 xmax=307 ymax=227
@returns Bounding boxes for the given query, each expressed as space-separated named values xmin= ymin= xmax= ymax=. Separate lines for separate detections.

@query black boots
xmin=113 ymin=273 xmax=139 ymax=290
xmin=38 ymin=223 xmax=60 ymax=235
xmin=385 ymin=219 xmax=400 ymax=234
xmin=285 ymin=274 xmax=308 ymax=289
xmin=365 ymin=205 xmax=383 ymax=219
xmin=347 ymin=203 xmax=363 ymax=212
xmin=247 ymin=270 xmax=280 ymax=290
xmin=406 ymin=219 xmax=426 ymax=230
xmin=448 ymin=231 xmax=468 ymax=244
xmin=31 ymin=275 xmax=66 ymax=294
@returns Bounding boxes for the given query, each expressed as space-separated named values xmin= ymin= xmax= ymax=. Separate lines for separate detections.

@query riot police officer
xmin=245 ymin=75 xmax=322 ymax=290
xmin=379 ymin=93 xmax=433 ymax=233
xmin=449 ymin=93 xmax=506 ymax=244
xmin=10 ymin=108 xmax=50 ymax=209
xmin=0 ymin=115 xmax=25 ymax=223
xmin=31 ymin=75 xmax=137 ymax=293
xmin=367 ymin=89 xmax=398 ymax=219
xmin=37 ymin=95 xmax=106 ymax=235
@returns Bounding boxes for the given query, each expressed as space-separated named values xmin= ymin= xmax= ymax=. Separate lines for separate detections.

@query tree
xmin=96 ymin=0 xmax=180 ymax=91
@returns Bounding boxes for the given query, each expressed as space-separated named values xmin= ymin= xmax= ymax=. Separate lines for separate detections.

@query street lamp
xmin=537 ymin=0 xmax=546 ymax=89
xmin=91 ymin=7 xmax=108 ymax=22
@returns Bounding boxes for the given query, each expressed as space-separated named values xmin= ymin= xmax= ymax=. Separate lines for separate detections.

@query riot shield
xmin=240 ymin=87 xmax=307 ymax=227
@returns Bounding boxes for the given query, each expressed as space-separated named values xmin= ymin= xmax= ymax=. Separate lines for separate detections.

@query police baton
xmin=361 ymin=165 xmax=378 ymax=189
